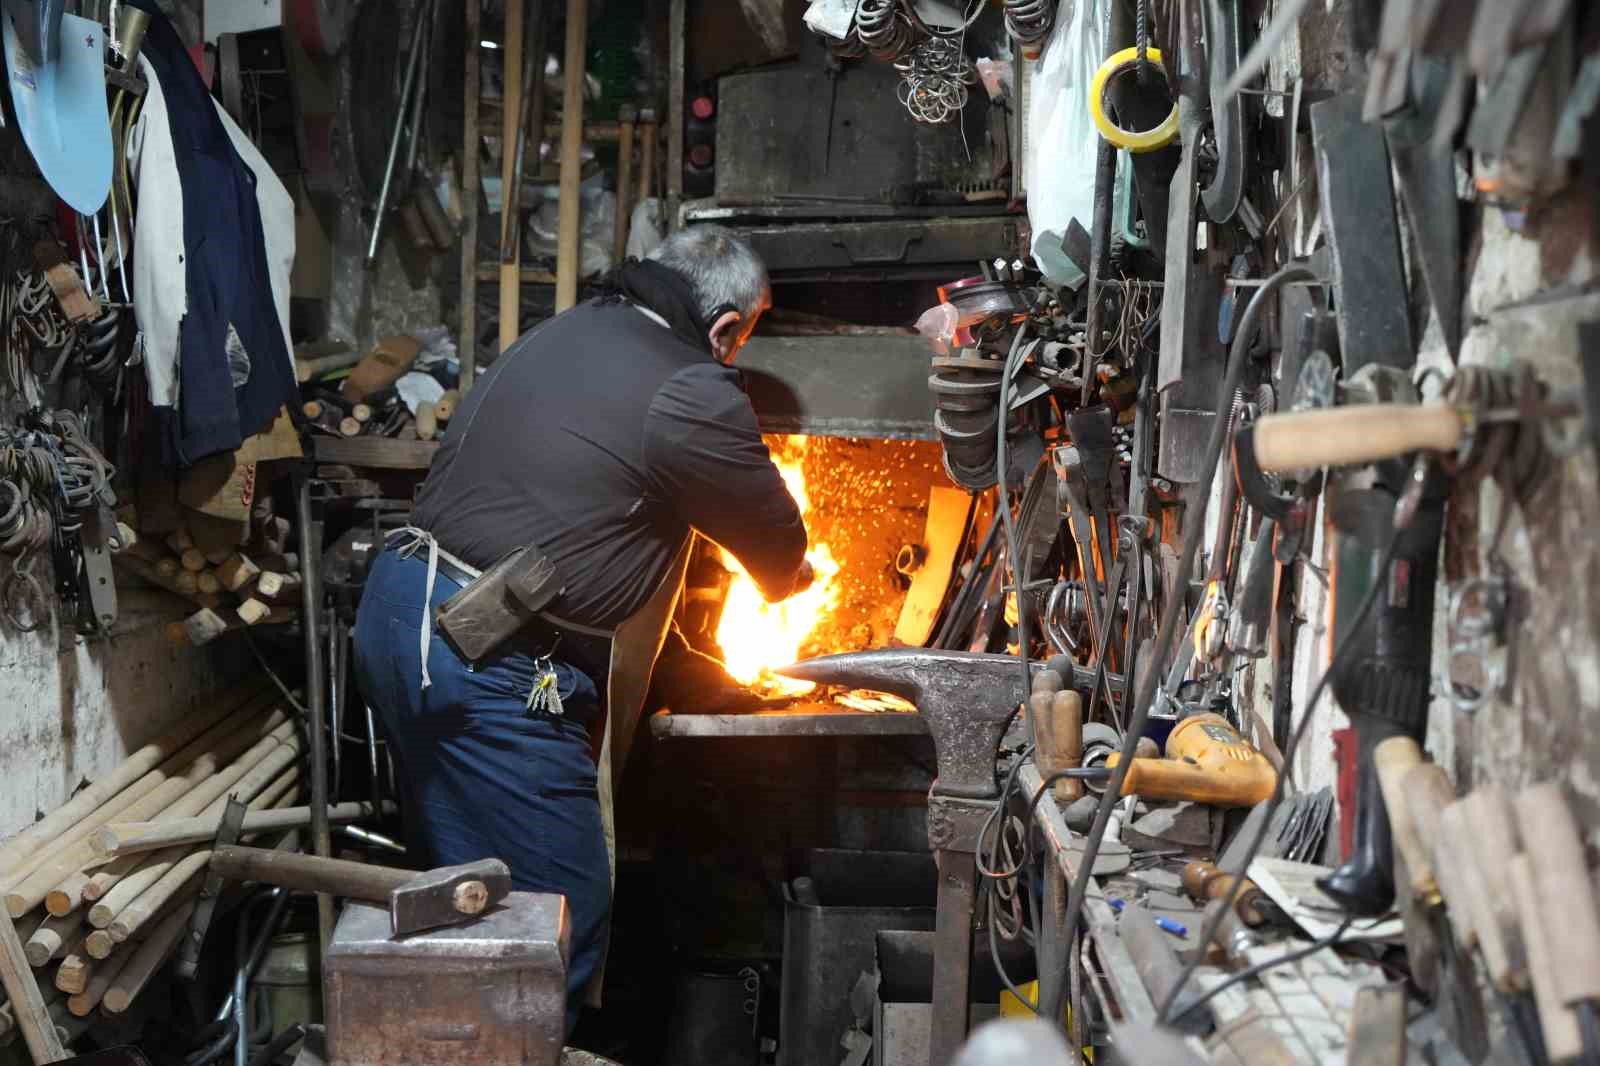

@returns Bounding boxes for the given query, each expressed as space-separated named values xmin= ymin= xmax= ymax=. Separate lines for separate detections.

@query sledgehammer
xmin=210 ymin=847 xmax=511 ymax=937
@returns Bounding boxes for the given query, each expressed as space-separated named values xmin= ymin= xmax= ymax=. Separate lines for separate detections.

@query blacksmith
xmin=352 ymin=226 xmax=812 ymax=1029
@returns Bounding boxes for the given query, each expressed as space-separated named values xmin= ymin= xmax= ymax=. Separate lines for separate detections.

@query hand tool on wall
xmin=1383 ymin=56 xmax=1463 ymax=361
xmin=1380 ymin=746 xmax=1493 ymax=1058
xmin=209 ymin=847 xmax=511 ymax=938
xmin=1312 ymin=390 xmax=1448 ymax=916
xmin=366 ymin=0 xmax=435 ymax=264
xmin=1515 ymin=783 xmax=1600 ymax=1066
xmin=776 ymin=649 xmax=1117 ymax=1066
xmin=1310 ymin=94 xmax=1414 ymax=374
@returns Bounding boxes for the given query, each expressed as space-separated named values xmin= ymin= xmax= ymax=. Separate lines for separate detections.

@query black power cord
xmin=1051 ymin=263 xmax=1320 ymax=1010
xmin=1155 ymin=528 xmax=1400 ymax=1021
xmin=1167 ymin=917 xmax=1358 ymax=1025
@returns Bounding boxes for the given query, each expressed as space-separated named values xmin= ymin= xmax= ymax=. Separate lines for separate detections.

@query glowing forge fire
xmin=715 ymin=440 xmax=838 ymax=696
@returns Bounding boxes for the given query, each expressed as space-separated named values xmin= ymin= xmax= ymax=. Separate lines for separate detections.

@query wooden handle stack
xmin=113 ymin=506 xmax=300 ymax=646
xmin=0 ymin=683 xmax=336 ymax=1044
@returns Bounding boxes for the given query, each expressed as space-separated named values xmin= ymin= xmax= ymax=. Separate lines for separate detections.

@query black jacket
xmin=413 ymin=271 xmax=808 ymax=641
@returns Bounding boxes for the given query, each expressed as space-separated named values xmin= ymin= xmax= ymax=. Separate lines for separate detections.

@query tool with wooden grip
xmin=1030 ymin=687 xmax=1085 ymax=803
xmin=1515 ymin=783 xmax=1600 ymax=1065
xmin=1386 ymin=758 xmax=1502 ymax=1059
xmin=1439 ymin=788 xmax=1546 ymax=1063
xmin=1241 ymin=372 xmax=1579 ymax=473
xmin=209 ymin=847 xmax=511 ymax=937
xmin=1180 ymin=861 xmax=1272 ymax=927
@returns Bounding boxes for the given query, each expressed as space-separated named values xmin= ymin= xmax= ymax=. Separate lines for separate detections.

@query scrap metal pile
xmin=790 ymin=0 xmax=1600 ymax=1063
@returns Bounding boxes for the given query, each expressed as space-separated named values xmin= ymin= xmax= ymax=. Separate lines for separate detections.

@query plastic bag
xmin=1025 ymin=0 xmax=1105 ymax=285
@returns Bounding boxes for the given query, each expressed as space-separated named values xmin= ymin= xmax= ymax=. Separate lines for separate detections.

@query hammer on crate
xmin=210 ymin=847 xmax=511 ymax=937
xmin=776 ymin=649 xmax=1116 ymax=1066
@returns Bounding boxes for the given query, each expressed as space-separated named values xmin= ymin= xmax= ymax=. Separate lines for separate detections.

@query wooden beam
xmin=312 ymin=437 xmax=440 ymax=471
xmin=458 ymin=0 xmax=484 ymax=395
xmin=667 ymin=0 xmax=684 ymax=230
xmin=555 ymin=0 xmax=590 ymax=311
xmin=497 ymin=0 xmax=526 ymax=354
xmin=614 ymin=106 xmax=636 ymax=263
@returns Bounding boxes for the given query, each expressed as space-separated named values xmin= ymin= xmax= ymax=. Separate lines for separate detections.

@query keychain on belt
xmin=526 ymin=637 xmax=565 ymax=716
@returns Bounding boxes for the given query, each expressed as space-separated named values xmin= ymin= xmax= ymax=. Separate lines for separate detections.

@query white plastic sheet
xmin=1025 ymin=0 xmax=1106 ymax=286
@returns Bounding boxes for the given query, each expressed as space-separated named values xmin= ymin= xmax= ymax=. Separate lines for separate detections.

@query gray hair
xmin=646 ymin=224 xmax=769 ymax=322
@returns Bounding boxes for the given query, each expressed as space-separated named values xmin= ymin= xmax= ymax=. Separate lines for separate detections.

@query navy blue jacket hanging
xmin=127 ymin=0 xmax=297 ymax=467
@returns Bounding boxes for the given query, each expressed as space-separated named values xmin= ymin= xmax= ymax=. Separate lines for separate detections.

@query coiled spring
xmin=1004 ymin=0 xmax=1057 ymax=48
xmin=894 ymin=34 xmax=976 ymax=124
xmin=857 ymin=0 xmax=916 ymax=60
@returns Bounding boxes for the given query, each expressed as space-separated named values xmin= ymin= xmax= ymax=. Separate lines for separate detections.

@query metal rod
xmin=364 ymin=701 xmax=383 ymax=819
xmin=328 ymin=613 xmax=343 ymax=803
xmin=666 ymin=0 xmax=684 ymax=230
xmin=1081 ymin=138 xmax=1117 ymax=407
xmin=366 ymin=0 xmax=432 ymax=264
xmin=297 ymin=479 xmax=334 ymax=950
xmin=458 ymin=0 xmax=483 ymax=393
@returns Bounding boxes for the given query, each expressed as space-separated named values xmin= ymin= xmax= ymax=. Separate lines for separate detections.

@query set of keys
xmin=526 ymin=656 xmax=565 ymax=717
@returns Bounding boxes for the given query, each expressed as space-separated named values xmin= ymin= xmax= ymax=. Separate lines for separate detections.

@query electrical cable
xmin=1166 ymin=917 xmax=1356 ymax=1024
xmin=1052 ymin=264 xmax=1320 ymax=1006
xmin=1155 ymin=529 xmax=1399 ymax=1021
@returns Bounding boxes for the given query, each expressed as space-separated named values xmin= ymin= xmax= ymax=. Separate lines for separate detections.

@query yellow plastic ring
xmin=1088 ymin=46 xmax=1179 ymax=153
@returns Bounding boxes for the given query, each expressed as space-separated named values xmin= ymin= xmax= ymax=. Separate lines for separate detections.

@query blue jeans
xmin=352 ymin=547 xmax=610 ymax=1033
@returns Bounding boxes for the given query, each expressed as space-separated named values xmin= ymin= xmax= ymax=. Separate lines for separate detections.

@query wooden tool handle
xmin=1399 ymin=763 xmax=1456 ymax=905
xmin=1440 ymin=799 xmax=1514 ymax=988
xmin=1464 ymin=787 xmax=1527 ymax=990
xmin=1117 ymin=754 xmax=1276 ymax=808
xmin=1514 ymin=783 xmax=1600 ymax=1006
xmin=210 ymin=845 xmax=412 ymax=902
xmin=1252 ymin=404 xmax=1463 ymax=471
xmin=1509 ymin=852 xmax=1583 ymax=1063
xmin=1373 ymin=738 xmax=1427 ymax=900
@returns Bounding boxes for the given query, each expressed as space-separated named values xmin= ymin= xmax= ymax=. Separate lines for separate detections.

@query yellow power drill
xmin=1103 ymin=713 xmax=1277 ymax=808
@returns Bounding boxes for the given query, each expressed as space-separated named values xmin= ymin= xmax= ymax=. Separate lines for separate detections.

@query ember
xmin=716 ymin=438 xmax=839 ymax=695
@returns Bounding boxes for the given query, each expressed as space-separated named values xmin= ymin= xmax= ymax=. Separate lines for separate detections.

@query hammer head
xmin=390 ymin=858 xmax=512 ymax=937
xmin=776 ymin=649 xmax=1038 ymax=799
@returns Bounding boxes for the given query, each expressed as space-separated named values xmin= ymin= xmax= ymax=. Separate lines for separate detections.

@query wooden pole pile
xmin=112 ymin=504 xmax=301 ymax=647
xmin=0 ymin=682 xmax=319 ymax=1048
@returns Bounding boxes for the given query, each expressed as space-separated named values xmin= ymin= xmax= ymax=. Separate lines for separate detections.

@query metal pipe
xmin=364 ymin=701 xmax=383 ymax=819
xmin=328 ymin=613 xmax=343 ymax=802
xmin=1081 ymin=137 xmax=1117 ymax=407
xmin=297 ymin=480 xmax=334 ymax=949
xmin=365 ymin=0 xmax=432 ymax=264
xmin=234 ymin=910 xmax=249 ymax=1066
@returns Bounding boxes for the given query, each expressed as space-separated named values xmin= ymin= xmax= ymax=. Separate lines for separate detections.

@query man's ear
xmin=707 ymin=309 xmax=742 ymax=355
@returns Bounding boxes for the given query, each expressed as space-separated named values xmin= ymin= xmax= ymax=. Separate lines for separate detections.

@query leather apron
xmin=586 ymin=535 xmax=692 ymax=1004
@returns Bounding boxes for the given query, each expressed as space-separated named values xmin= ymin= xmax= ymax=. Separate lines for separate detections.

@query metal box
xmin=325 ymin=892 xmax=570 ymax=1066
xmin=779 ymin=850 xmax=937 ymax=1066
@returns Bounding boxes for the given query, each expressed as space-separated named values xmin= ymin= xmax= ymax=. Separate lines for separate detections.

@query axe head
xmin=390 ymin=858 xmax=512 ymax=937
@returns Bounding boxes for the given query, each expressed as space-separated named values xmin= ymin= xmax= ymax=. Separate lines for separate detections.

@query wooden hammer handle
xmin=1252 ymin=404 xmax=1463 ymax=471
xmin=1373 ymin=738 xmax=1427 ymax=901
xmin=1399 ymin=762 xmax=1456 ymax=906
xmin=1515 ymin=783 xmax=1600 ymax=1007
xmin=210 ymin=845 xmax=412 ymax=903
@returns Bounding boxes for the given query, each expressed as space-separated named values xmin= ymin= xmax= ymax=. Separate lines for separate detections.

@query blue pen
xmin=1107 ymin=897 xmax=1188 ymax=938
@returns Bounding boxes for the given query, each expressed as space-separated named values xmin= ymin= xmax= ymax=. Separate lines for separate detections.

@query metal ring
xmin=1089 ymin=46 xmax=1179 ymax=152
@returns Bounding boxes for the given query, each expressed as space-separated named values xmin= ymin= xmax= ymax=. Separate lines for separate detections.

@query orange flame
xmin=715 ymin=439 xmax=837 ymax=696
